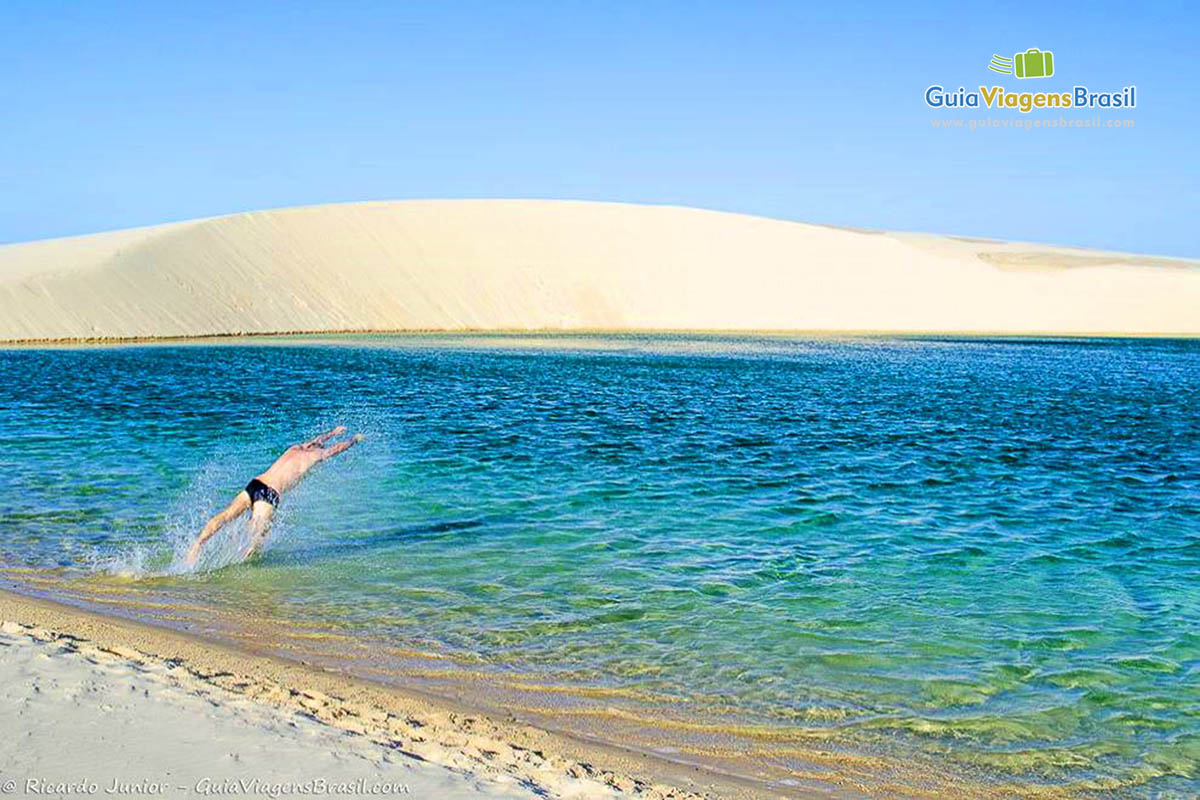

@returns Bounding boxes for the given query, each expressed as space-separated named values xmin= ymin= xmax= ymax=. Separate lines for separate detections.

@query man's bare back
xmin=186 ymin=426 xmax=364 ymax=564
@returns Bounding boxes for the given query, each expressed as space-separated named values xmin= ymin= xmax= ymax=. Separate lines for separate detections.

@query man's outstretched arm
xmin=319 ymin=433 xmax=365 ymax=461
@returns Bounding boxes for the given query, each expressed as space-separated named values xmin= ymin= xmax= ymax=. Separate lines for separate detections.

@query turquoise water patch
xmin=0 ymin=334 xmax=1197 ymax=796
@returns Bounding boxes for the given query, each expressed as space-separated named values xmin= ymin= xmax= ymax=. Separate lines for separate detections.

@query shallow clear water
xmin=1 ymin=335 xmax=1198 ymax=795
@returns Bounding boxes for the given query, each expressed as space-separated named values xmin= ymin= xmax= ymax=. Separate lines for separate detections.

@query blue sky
xmin=2 ymin=1 xmax=1197 ymax=255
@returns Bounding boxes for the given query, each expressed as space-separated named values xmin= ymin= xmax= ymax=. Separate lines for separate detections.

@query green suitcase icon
xmin=1014 ymin=48 xmax=1054 ymax=78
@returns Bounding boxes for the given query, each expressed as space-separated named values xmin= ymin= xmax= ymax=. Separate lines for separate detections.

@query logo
xmin=989 ymin=49 xmax=1055 ymax=79
xmin=924 ymin=47 xmax=1136 ymax=114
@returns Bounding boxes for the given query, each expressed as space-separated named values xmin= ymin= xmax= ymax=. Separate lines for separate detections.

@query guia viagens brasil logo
xmin=925 ymin=49 xmax=1136 ymax=113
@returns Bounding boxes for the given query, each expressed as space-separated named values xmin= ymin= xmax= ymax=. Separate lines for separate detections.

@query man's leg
xmin=187 ymin=491 xmax=251 ymax=564
xmin=243 ymin=501 xmax=276 ymax=559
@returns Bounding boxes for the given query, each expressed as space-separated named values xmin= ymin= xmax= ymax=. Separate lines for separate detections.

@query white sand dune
xmin=0 ymin=200 xmax=1196 ymax=341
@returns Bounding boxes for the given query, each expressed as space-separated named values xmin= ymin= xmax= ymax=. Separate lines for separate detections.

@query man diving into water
xmin=186 ymin=426 xmax=364 ymax=564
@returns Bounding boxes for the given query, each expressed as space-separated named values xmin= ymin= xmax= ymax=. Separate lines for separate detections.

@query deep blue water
xmin=1 ymin=335 xmax=1197 ymax=796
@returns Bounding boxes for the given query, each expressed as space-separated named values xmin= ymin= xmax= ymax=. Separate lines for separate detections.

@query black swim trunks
xmin=244 ymin=478 xmax=282 ymax=507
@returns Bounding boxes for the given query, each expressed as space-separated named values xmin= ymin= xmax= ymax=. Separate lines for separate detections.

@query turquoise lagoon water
xmin=1 ymin=335 xmax=1197 ymax=796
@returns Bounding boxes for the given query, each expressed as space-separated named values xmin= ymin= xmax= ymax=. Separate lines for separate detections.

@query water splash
xmin=94 ymin=408 xmax=388 ymax=578
xmin=94 ymin=455 xmax=257 ymax=577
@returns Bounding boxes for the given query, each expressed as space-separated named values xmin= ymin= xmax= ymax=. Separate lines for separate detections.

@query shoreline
xmin=0 ymin=582 xmax=1078 ymax=800
xmin=0 ymin=587 xmax=775 ymax=800
xmin=2 ymin=328 xmax=1198 ymax=348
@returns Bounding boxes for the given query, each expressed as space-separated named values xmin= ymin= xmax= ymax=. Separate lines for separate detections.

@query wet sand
xmin=1 ymin=586 xmax=1079 ymax=799
xmin=0 ymin=589 xmax=765 ymax=800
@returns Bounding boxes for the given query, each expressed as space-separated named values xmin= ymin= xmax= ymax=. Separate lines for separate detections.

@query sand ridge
xmin=0 ymin=200 xmax=1196 ymax=341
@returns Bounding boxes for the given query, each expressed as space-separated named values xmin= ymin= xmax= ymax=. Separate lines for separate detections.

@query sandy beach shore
xmin=1 ymin=200 xmax=1197 ymax=342
xmin=0 ymin=589 xmax=765 ymax=800
xmin=0 ymin=626 xmax=529 ymax=800
xmin=0 ymin=586 xmax=1084 ymax=800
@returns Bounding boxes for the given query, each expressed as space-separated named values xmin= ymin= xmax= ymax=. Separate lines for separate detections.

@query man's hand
xmin=318 ymin=433 xmax=364 ymax=461
xmin=186 ymin=539 xmax=203 ymax=565
xmin=304 ymin=426 xmax=350 ymax=448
